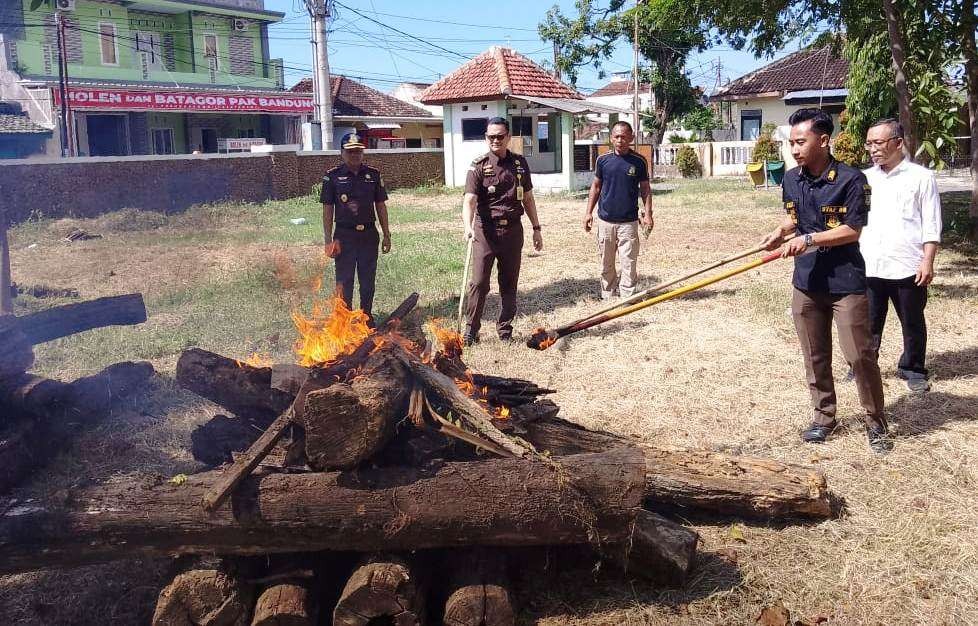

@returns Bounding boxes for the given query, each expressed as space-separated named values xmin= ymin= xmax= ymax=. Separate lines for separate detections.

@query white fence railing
xmin=654 ymin=140 xmax=788 ymax=177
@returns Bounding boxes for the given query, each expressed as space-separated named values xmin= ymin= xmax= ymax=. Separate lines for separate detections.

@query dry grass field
xmin=2 ymin=178 xmax=976 ymax=625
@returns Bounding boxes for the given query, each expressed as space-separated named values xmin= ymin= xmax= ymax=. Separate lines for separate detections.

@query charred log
xmin=441 ymin=548 xmax=515 ymax=626
xmin=0 ymin=448 xmax=645 ymax=575
xmin=333 ymin=555 xmax=426 ymax=626
xmin=151 ymin=568 xmax=253 ymax=626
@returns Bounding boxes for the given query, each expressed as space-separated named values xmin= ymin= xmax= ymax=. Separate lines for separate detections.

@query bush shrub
xmin=676 ymin=145 xmax=701 ymax=178
xmin=667 ymin=132 xmax=687 ymax=144
xmin=751 ymin=122 xmax=781 ymax=163
xmin=832 ymin=131 xmax=864 ymax=166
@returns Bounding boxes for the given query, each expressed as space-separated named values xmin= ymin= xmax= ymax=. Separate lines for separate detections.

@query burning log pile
xmin=0 ymin=291 xmax=836 ymax=625
xmin=0 ymin=294 xmax=154 ymax=494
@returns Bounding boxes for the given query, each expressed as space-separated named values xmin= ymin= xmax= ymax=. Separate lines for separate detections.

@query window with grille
xmin=152 ymin=128 xmax=174 ymax=154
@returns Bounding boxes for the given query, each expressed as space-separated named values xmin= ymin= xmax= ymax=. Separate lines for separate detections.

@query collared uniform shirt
xmin=320 ymin=163 xmax=388 ymax=224
xmin=464 ymin=150 xmax=533 ymax=224
xmin=595 ymin=149 xmax=649 ymax=223
xmin=861 ymin=160 xmax=942 ymax=280
xmin=782 ymin=158 xmax=870 ymax=295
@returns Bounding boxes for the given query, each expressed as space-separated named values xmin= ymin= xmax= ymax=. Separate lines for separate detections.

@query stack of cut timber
xmin=0 ymin=292 xmax=837 ymax=625
xmin=0 ymin=294 xmax=154 ymax=494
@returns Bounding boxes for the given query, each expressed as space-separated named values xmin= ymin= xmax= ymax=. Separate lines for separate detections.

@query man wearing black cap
xmin=321 ymin=132 xmax=392 ymax=325
xmin=461 ymin=117 xmax=543 ymax=345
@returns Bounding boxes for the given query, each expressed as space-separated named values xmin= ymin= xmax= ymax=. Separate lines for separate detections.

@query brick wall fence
xmin=0 ymin=148 xmax=444 ymax=224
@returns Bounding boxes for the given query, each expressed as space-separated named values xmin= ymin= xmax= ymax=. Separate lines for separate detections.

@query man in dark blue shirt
xmin=584 ymin=121 xmax=654 ymax=299
xmin=760 ymin=108 xmax=889 ymax=453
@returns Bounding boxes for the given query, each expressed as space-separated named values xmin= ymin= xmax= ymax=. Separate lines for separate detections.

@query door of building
xmin=200 ymin=128 xmax=218 ymax=153
xmin=86 ymin=115 xmax=129 ymax=156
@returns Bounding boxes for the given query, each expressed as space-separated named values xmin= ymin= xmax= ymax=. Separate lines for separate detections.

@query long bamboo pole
xmin=528 ymin=250 xmax=783 ymax=350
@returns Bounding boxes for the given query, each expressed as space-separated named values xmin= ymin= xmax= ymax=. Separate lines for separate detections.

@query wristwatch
xmin=804 ymin=233 xmax=814 ymax=248
xmin=532 ymin=225 xmax=542 ymax=231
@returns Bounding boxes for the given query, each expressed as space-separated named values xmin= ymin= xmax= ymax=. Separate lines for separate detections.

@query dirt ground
xmin=2 ymin=179 xmax=977 ymax=625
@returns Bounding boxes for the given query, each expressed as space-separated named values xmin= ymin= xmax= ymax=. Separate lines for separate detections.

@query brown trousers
xmin=464 ymin=221 xmax=523 ymax=337
xmin=791 ymin=288 xmax=886 ymax=429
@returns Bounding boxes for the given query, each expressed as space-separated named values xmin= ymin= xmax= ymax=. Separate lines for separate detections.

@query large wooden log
xmin=251 ymin=580 xmax=317 ymax=626
xmin=0 ymin=361 xmax=155 ymax=494
xmin=333 ymin=555 xmax=426 ymax=626
xmin=609 ymin=509 xmax=698 ymax=586
xmin=152 ymin=568 xmax=253 ymax=626
xmin=177 ymin=348 xmax=293 ymax=423
xmin=0 ymin=315 xmax=34 ymax=378
xmin=521 ymin=418 xmax=833 ymax=520
xmin=0 ymin=448 xmax=645 ymax=575
xmin=15 ymin=293 xmax=147 ymax=345
xmin=176 ymin=292 xmax=420 ymax=422
xmin=0 ymin=360 xmax=155 ymax=421
xmin=303 ymin=347 xmax=411 ymax=470
xmin=442 ymin=548 xmax=515 ymax=626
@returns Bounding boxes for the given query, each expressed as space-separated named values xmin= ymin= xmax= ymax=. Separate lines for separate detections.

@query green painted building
xmin=0 ymin=0 xmax=312 ymax=158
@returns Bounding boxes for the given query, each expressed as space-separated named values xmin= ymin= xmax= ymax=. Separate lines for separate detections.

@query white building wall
xmin=728 ymin=96 xmax=844 ymax=169
xmin=446 ymin=99 xmax=506 ymax=187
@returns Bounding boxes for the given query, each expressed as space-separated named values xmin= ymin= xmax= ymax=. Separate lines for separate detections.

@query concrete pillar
xmin=442 ymin=104 xmax=455 ymax=187
xmin=560 ymin=112 xmax=573 ymax=190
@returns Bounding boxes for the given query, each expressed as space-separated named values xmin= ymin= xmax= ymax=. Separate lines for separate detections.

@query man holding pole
xmin=461 ymin=117 xmax=543 ymax=346
xmin=584 ymin=121 xmax=654 ymax=299
xmin=760 ymin=108 xmax=890 ymax=454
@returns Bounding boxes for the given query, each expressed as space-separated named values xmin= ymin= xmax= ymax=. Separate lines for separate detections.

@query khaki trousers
xmin=464 ymin=221 xmax=523 ymax=337
xmin=791 ymin=288 xmax=887 ymax=429
xmin=596 ymin=218 xmax=640 ymax=299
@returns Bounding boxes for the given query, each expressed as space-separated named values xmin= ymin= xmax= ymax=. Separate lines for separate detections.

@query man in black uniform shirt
xmin=760 ymin=108 xmax=889 ymax=453
xmin=320 ymin=132 xmax=392 ymax=325
xmin=462 ymin=117 xmax=543 ymax=345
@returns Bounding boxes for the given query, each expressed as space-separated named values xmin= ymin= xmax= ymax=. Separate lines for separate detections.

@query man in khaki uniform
xmin=583 ymin=121 xmax=654 ymax=299
xmin=461 ymin=117 xmax=543 ymax=344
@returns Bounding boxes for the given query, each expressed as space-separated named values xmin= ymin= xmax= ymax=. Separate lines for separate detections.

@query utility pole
xmin=55 ymin=11 xmax=72 ymax=157
xmin=552 ymin=41 xmax=560 ymax=79
xmin=632 ymin=0 xmax=641 ymax=143
xmin=304 ymin=0 xmax=333 ymax=150
xmin=309 ymin=18 xmax=319 ymax=123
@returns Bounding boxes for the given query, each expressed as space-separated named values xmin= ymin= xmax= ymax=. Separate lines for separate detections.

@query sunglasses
xmin=485 ymin=134 xmax=508 ymax=141
xmin=863 ymin=136 xmax=900 ymax=150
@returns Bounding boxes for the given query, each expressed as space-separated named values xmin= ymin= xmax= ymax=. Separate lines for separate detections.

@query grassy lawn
xmin=2 ymin=179 xmax=977 ymax=625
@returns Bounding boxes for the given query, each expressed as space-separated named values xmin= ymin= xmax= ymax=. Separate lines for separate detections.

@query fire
xmin=425 ymin=318 xmax=463 ymax=357
xmin=292 ymin=293 xmax=374 ymax=367
xmin=496 ymin=405 xmax=511 ymax=419
xmin=236 ymin=352 xmax=273 ymax=368
xmin=455 ymin=371 xmax=478 ymax=396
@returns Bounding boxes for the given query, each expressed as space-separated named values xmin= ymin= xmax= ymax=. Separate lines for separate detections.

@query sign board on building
xmin=53 ymin=87 xmax=314 ymax=114
xmin=218 ymin=137 xmax=267 ymax=152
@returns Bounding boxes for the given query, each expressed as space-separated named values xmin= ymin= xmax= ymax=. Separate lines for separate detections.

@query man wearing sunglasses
xmin=461 ymin=116 xmax=543 ymax=345
xmin=860 ymin=118 xmax=942 ymax=393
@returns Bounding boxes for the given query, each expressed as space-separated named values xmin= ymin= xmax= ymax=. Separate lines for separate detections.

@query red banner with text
xmin=53 ymin=87 xmax=313 ymax=114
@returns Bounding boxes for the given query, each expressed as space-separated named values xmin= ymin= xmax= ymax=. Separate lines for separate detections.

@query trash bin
xmin=766 ymin=161 xmax=785 ymax=186
xmin=747 ymin=162 xmax=766 ymax=187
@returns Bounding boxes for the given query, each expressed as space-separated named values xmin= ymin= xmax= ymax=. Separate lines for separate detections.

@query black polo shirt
xmin=595 ymin=149 xmax=649 ymax=223
xmin=783 ymin=158 xmax=871 ymax=294
xmin=320 ymin=163 xmax=388 ymax=225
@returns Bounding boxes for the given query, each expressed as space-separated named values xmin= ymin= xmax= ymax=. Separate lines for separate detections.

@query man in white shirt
xmin=861 ymin=118 xmax=942 ymax=392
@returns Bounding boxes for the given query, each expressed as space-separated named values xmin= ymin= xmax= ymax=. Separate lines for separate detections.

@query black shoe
xmin=801 ymin=422 xmax=836 ymax=443
xmin=497 ymin=332 xmax=514 ymax=342
xmin=462 ymin=332 xmax=479 ymax=347
xmin=866 ymin=424 xmax=893 ymax=454
xmin=906 ymin=377 xmax=931 ymax=393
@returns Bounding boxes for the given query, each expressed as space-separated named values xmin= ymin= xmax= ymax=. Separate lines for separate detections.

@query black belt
xmin=335 ymin=222 xmax=375 ymax=231
xmin=481 ymin=217 xmax=517 ymax=227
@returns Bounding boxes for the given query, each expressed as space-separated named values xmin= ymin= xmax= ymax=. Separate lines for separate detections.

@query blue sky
xmin=263 ymin=0 xmax=806 ymax=95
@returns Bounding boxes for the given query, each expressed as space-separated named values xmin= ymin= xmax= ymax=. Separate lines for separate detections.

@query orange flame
xmin=236 ymin=352 xmax=274 ymax=368
xmin=292 ymin=293 xmax=374 ymax=367
xmin=496 ymin=405 xmax=511 ymax=419
xmin=325 ymin=240 xmax=342 ymax=258
xmin=425 ymin=318 xmax=463 ymax=357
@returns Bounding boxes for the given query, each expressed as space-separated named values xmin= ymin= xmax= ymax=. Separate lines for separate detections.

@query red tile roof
xmin=290 ymin=75 xmax=434 ymax=118
xmin=713 ymin=46 xmax=848 ymax=99
xmin=419 ymin=47 xmax=583 ymax=105
xmin=589 ymin=80 xmax=652 ymax=98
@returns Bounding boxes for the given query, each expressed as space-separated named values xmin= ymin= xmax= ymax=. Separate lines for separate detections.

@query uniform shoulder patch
xmin=470 ymin=153 xmax=490 ymax=166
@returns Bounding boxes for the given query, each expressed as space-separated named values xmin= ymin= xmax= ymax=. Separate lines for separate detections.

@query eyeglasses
xmin=863 ymin=136 xmax=901 ymax=150
xmin=485 ymin=134 xmax=508 ymax=141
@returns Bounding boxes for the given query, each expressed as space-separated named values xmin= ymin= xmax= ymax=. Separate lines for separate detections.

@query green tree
xmin=539 ymin=0 xmax=707 ymax=144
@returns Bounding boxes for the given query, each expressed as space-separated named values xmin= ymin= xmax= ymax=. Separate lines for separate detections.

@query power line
xmin=327 ymin=6 xmax=538 ymax=32
xmin=331 ymin=1 xmax=470 ymax=61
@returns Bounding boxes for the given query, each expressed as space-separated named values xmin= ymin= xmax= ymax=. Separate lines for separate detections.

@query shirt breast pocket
xmin=900 ymin=185 xmax=919 ymax=220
